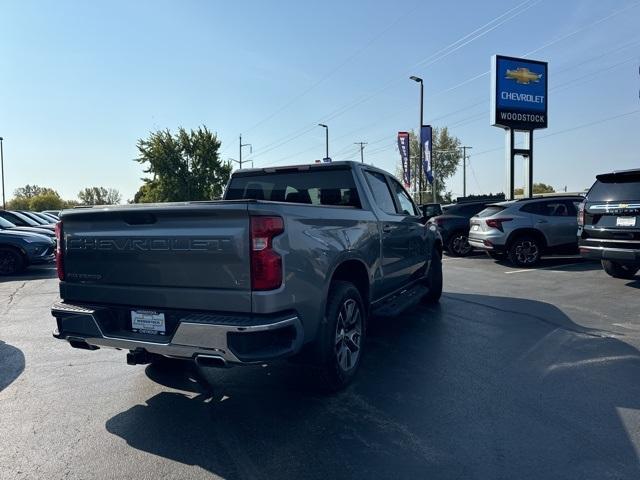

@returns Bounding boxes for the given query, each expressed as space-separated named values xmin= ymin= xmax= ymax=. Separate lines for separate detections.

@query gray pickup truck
xmin=52 ymin=162 xmax=442 ymax=389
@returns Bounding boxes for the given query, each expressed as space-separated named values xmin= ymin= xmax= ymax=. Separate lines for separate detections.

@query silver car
xmin=468 ymin=196 xmax=583 ymax=267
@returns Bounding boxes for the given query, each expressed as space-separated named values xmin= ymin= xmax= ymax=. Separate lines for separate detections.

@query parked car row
xmin=0 ymin=210 xmax=59 ymax=275
xmin=425 ymin=168 xmax=640 ymax=280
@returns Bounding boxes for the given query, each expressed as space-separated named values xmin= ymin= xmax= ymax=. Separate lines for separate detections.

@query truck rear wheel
xmin=316 ymin=281 xmax=365 ymax=392
xmin=602 ymin=260 xmax=639 ymax=279
xmin=422 ymin=247 xmax=443 ymax=304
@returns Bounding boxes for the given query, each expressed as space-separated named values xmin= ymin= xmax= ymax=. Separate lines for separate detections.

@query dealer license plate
xmin=616 ymin=216 xmax=636 ymax=227
xmin=131 ymin=310 xmax=166 ymax=335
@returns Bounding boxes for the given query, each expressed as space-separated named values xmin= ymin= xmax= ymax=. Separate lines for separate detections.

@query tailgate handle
xmin=123 ymin=213 xmax=157 ymax=225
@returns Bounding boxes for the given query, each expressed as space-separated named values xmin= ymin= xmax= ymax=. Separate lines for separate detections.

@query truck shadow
xmin=0 ymin=340 xmax=25 ymax=392
xmin=105 ymin=294 xmax=640 ymax=479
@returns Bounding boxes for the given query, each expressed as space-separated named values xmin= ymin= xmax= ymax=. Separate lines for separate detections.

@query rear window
xmin=588 ymin=173 xmax=640 ymax=202
xmin=444 ymin=203 xmax=487 ymax=216
xmin=476 ymin=206 xmax=505 ymax=218
xmin=225 ymin=168 xmax=361 ymax=207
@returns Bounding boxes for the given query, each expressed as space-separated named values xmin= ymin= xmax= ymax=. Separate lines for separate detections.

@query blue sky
xmin=1 ymin=0 xmax=639 ymax=202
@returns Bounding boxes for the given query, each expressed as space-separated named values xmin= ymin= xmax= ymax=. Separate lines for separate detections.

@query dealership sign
xmin=491 ymin=55 xmax=548 ymax=130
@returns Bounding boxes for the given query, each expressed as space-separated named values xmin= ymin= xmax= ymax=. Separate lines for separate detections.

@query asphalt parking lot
xmin=2 ymin=255 xmax=640 ymax=480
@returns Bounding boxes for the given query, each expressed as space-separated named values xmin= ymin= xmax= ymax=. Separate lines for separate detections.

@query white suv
xmin=468 ymin=196 xmax=583 ymax=267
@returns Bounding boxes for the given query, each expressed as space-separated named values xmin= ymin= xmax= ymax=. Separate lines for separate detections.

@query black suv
xmin=431 ymin=197 xmax=504 ymax=256
xmin=579 ymin=169 xmax=640 ymax=278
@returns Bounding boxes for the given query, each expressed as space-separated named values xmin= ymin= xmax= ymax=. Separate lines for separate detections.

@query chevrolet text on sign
xmin=491 ymin=55 xmax=548 ymax=130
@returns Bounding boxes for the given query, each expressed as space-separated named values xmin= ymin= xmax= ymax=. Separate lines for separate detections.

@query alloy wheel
xmin=334 ymin=298 xmax=362 ymax=372
xmin=451 ymin=234 xmax=472 ymax=255
xmin=515 ymin=240 xmax=539 ymax=264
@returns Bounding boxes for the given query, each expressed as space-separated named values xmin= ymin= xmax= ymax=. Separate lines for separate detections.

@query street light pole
xmin=0 ymin=137 xmax=5 ymax=209
xmin=409 ymin=76 xmax=424 ymax=203
xmin=354 ymin=142 xmax=367 ymax=163
xmin=318 ymin=124 xmax=329 ymax=160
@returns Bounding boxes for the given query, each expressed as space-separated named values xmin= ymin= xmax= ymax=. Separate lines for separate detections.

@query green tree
xmin=62 ymin=199 xmax=80 ymax=209
xmin=78 ymin=187 xmax=122 ymax=205
xmin=13 ymin=185 xmax=58 ymax=200
xmin=29 ymin=192 xmax=65 ymax=211
xmin=514 ymin=183 xmax=556 ymax=196
xmin=8 ymin=185 xmax=65 ymax=210
xmin=133 ymin=126 xmax=231 ymax=203
xmin=396 ymin=127 xmax=462 ymax=203
xmin=6 ymin=197 xmax=31 ymax=210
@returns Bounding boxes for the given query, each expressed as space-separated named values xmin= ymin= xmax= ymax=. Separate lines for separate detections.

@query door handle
xmin=382 ymin=224 xmax=393 ymax=233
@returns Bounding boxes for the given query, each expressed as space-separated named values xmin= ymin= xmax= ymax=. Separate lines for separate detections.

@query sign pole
xmin=527 ymin=130 xmax=533 ymax=198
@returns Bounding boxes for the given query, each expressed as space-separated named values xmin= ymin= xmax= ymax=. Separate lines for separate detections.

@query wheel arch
xmin=506 ymin=228 xmax=547 ymax=250
xmin=0 ymin=244 xmax=28 ymax=273
xmin=328 ymin=258 xmax=371 ymax=311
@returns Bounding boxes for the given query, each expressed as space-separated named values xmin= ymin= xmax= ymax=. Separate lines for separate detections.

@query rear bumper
xmin=468 ymin=236 xmax=507 ymax=252
xmin=579 ymin=244 xmax=640 ymax=264
xmin=51 ymin=301 xmax=304 ymax=364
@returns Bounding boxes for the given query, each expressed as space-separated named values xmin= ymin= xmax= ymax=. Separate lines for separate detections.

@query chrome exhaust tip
xmin=195 ymin=354 xmax=228 ymax=368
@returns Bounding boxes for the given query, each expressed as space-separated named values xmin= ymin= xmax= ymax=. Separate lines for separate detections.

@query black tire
xmin=446 ymin=232 xmax=473 ymax=257
xmin=507 ymin=236 xmax=541 ymax=267
xmin=0 ymin=247 xmax=25 ymax=275
xmin=423 ymin=247 xmax=443 ymax=304
xmin=315 ymin=281 xmax=366 ymax=392
xmin=486 ymin=251 xmax=505 ymax=260
xmin=602 ymin=260 xmax=639 ymax=279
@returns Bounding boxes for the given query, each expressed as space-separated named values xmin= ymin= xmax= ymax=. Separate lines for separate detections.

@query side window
xmin=545 ymin=201 xmax=570 ymax=217
xmin=566 ymin=200 xmax=579 ymax=216
xmin=520 ymin=202 xmax=543 ymax=215
xmin=389 ymin=178 xmax=418 ymax=216
xmin=364 ymin=171 xmax=396 ymax=214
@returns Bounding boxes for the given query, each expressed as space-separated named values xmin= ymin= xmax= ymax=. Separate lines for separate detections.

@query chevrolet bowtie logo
xmin=505 ymin=67 xmax=542 ymax=85
xmin=619 ymin=203 xmax=629 ymax=208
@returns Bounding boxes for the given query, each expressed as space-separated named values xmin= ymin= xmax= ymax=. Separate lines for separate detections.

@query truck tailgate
xmin=60 ymin=203 xmax=251 ymax=312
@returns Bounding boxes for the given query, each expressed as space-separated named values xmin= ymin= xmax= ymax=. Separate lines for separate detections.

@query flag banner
xmin=421 ymin=125 xmax=433 ymax=184
xmin=397 ymin=132 xmax=410 ymax=186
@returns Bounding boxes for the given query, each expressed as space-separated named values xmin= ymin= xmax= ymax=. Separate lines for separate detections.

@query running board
xmin=372 ymin=283 xmax=428 ymax=317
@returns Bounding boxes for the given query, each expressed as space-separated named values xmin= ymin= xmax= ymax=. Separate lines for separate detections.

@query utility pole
xmin=239 ymin=134 xmax=252 ymax=170
xmin=461 ymin=146 xmax=472 ymax=197
xmin=354 ymin=142 xmax=367 ymax=163
xmin=0 ymin=137 xmax=5 ymax=209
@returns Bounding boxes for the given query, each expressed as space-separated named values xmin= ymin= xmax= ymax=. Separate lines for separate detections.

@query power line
xmin=243 ymin=0 xmax=538 ymax=164
xmin=471 ymin=109 xmax=640 ymax=159
xmin=248 ymin=2 xmax=640 ymax=168
xmin=241 ymin=5 xmax=421 ymax=136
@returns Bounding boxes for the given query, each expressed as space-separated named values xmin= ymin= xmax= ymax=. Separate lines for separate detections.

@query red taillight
xmin=250 ymin=216 xmax=284 ymax=291
xmin=55 ymin=221 xmax=64 ymax=281
xmin=485 ymin=218 xmax=512 ymax=232
xmin=577 ymin=202 xmax=585 ymax=227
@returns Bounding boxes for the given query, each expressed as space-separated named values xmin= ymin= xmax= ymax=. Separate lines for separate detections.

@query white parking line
xmin=504 ymin=263 xmax=584 ymax=274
